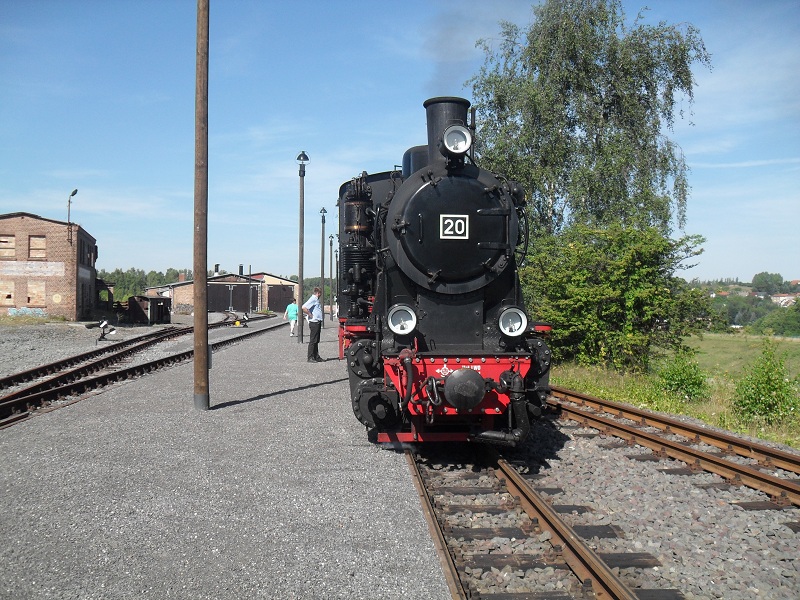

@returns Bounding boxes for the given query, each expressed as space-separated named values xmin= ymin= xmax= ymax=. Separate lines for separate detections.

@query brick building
xmin=0 ymin=212 xmax=99 ymax=321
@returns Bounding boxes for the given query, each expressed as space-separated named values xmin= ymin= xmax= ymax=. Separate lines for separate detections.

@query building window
xmin=29 ymin=235 xmax=47 ymax=259
xmin=0 ymin=235 xmax=15 ymax=259
xmin=28 ymin=281 xmax=45 ymax=306
xmin=0 ymin=280 xmax=14 ymax=306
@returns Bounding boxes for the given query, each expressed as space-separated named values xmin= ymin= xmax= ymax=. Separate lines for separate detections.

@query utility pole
xmin=193 ymin=0 xmax=210 ymax=410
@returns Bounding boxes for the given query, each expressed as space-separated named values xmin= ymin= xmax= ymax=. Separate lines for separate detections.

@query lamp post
xmin=67 ymin=188 xmax=78 ymax=245
xmin=319 ymin=207 xmax=326 ymax=328
xmin=329 ymin=234 xmax=334 ymax=321
xmin=297 ymin=151 xmax=309 ymax=343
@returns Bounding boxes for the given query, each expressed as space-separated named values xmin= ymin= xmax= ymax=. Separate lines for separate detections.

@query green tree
xmin=712 ymin=294 xmax=776 ymax=328
xmin=522 ymin=225 xmax=712 ymax=370
xmin=749 ymin=302 xmax=800 ymax=337
xmin=97 ymin=268 xmax=147 ymax=301
xmin=302 ymin=276 xmax=338 ymax=306
xmin=98 ymin=267 xmax=194 ymax=302
xmin=165 ymin=268 xmax=192 ymax=283
xmin=145 ymin=270 xmax=166 ymax=289
xmin=751 ymin=271 xmax=783 ymax=295
xmin=469 ymin=0 xmax=710 ymax=234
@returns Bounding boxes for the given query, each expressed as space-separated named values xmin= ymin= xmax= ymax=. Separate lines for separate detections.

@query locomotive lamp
xmin=498 ymin=307 xmax=528 ymax=336
xmin=441 ymin=124 xmax=472 ymax=157
xmin=387 ymin=304 xmax=417 ymax=335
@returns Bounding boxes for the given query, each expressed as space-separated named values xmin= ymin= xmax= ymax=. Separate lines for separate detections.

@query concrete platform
xmin=0 ymin=321 xmax=449 ymax=599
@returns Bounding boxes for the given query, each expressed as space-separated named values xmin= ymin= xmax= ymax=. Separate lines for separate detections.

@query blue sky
xmin=1 ymin=0 xmax=798 ymax=283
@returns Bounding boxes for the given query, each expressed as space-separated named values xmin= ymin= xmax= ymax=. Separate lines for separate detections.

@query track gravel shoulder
xmin=0 ymin=321 xmax=449 ymax=600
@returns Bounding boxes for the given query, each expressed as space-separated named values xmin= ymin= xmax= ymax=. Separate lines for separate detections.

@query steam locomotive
xmin=337 ymin=97 xmax=551 ymax=445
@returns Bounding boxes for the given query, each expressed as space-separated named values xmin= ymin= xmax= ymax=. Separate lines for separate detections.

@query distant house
xmin=145 ymin=271 xmax=298 ymax=314
xmin=0 ymin=212 xmax=102 ymax=320
xmin=770 ymin=293 xmax=797 ymax=308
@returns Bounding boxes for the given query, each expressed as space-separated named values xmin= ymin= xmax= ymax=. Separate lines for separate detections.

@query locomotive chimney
xmin=423 ymin=96 xmax=470 ymax=164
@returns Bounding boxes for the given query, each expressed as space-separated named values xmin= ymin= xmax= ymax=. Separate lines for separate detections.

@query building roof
xmin=144 ymin=272 xmax=296 ymax=292
xmin=0 ymin=211 xmax=69 ymax=226
xmin=247 ymin=272 xmax=297 ymax=284
xmin=0 ymin=211 xmax=95 ymax=243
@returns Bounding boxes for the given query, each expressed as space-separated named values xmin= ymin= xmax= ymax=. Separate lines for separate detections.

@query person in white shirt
xmin=302 ymin=287 xmax=324 ymax=362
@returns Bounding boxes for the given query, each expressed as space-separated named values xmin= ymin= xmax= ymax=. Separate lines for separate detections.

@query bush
xmin=733 ymin=339 xmax=800 ymax=424
xmin=521 ymin=225 xmax=711 ymax=372
xmin=657 ymin=350 xmax=709 ymax=402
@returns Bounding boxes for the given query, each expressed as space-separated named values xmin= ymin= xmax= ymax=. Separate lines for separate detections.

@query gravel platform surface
xmin=0 ymin=319 xmax=450 ymax=600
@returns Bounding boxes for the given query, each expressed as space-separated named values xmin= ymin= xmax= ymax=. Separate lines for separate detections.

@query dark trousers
xmin=307 ymin=320 xmax=322 ymax=359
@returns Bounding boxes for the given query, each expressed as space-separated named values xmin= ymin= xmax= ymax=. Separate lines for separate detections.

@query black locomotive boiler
xmin=337 ymin=97 xmax=551 ymax=445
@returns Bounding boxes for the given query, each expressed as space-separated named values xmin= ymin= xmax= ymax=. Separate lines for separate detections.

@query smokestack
xmin=423 ymin=97 xmax=470 ymax=164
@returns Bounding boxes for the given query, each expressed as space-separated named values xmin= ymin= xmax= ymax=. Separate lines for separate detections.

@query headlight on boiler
xmin=441 ymin=124 xmax=472 ymax=156
xmin=498 ymin=307 xmax=528 ymax=337
xmin=387 ymin=304 xmax=418 ymax=335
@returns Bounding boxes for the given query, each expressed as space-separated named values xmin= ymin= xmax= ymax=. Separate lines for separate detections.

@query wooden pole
xmin=193 ymin=0 xmax=210 ymax=410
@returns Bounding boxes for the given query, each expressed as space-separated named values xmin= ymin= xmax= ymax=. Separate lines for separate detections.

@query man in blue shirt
xmin=302 ymin=287 xmax=324 ymax=362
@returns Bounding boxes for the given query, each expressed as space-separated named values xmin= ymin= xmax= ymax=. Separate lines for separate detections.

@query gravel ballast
xmin=513 ymin=417 xmax=800 ymax=599
xmin=2 ymin=319 xmax=798 ymax=599
xmin=0 ymin=320 xmax=450 ymax=600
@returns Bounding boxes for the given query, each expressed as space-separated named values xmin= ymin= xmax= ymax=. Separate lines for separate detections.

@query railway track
xmin=408 ymin=446 xmax=684 ymax=599
xmin=548 ymin=386 xmax=800 ymax=508
xmin=407 ymin=387 xmax=800 ymax=599
xmin=0 ymin=314 xmax=276 ymax=428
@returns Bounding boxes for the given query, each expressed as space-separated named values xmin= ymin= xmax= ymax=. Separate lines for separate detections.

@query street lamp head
xmin=320 ymin=207 xmax=327 ymax=215
xmin=67 ymin=188 xmax=78 ymax=245
xmin=297 ymin=151 xmax=309 ymax=177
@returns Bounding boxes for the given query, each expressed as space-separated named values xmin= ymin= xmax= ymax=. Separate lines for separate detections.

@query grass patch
xmin=552 ymin=333 xmax=800 ymax=450
xmin=0 ymin=315 xmax=67 ymax=326
xmin=686 ymin=332 xmax=800 ymax=379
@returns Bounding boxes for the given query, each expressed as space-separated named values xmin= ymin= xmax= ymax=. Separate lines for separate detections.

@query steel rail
xmin=551 ymin=398 xmax=800 ymax=507
xmin=550 ymin=386 xmax=800 ymax=476
xmin=0 ymin=329 xmax=192 ymax=405
xmin=404 ymin=450 xmax=467 ymax=600
xmin=491 ymin=454 xmax=640 ymax=600
xmin=0 ymin=321 xmax=280 ymax=427
xmin=0 ymin=327 xmax=186 ymax=390
xmin=0 ymin=314 xmax=269 ymax=393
